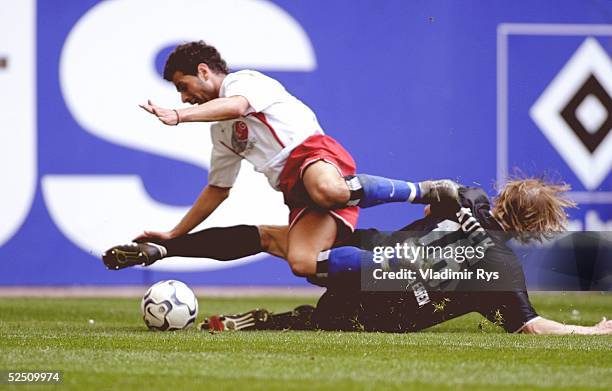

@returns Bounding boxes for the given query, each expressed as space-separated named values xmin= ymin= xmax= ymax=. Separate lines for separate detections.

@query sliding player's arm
xmin=522 ymin=316 xmax=612 ymax=335
xmin=488 ymin=291 xmax=612 ymax=335
xmin=134 ymin=185 xmax=230 ymax=242
xmin=139 ymin=96 xmax=250 ymax=125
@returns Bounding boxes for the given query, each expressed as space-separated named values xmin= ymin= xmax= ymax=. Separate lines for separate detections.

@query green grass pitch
xmin=1 ymin=293 xmax=611 ymax=390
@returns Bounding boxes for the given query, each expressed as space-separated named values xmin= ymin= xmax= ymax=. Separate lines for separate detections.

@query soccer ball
xmin=141 ymin=280 xmax=198 ymax=331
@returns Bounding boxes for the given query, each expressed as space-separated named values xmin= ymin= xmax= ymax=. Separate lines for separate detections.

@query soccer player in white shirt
xmin=138 ymin=41 xmax=445 ymax=278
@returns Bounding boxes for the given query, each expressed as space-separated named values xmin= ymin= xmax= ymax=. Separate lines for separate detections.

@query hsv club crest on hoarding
xmin=530 ymin=37 xmax=612 ymax=191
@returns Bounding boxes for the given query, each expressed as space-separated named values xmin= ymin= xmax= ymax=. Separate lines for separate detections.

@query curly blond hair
xmin=492 ymin=178 xmax=576 ymax=243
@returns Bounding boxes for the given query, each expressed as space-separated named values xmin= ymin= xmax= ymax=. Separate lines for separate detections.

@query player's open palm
xmin=592 ymin=317 xmax=612 ymax=334
xmin=139 ymin=99 xmax=179 ymax=126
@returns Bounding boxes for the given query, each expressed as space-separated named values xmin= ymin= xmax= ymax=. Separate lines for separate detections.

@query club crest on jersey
xmin=232 ymin=121 xmax=250 ymax=153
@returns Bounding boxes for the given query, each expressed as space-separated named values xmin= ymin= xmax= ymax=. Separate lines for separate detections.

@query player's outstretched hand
xmin=592 ymin=317 xmax=612 ymax=334
xmin=139 ymin=99 xmax=180 ymax=126
xmin=134 ymin=230 xmax=175 ymax=243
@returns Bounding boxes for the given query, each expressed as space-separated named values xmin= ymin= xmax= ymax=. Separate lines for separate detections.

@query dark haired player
xmin=104 ymin=178 xmax=612 ymax=335
xmin=137 ymin=40 xmax=453 ymax=280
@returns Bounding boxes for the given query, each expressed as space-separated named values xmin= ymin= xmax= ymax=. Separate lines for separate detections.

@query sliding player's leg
xmin=199 ymin=305 xmax=316 ymax=332
xmin=199 ymin=289 xmax=368 ymax=333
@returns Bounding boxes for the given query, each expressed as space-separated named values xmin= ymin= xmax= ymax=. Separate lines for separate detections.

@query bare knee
xmin=307 ymin=179 xmax=349 ymax=208
xmin=287 ymin=251 xmax=316 ymax=277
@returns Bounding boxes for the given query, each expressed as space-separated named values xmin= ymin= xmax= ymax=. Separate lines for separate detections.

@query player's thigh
xmin=286 ymin=209 xmax=337 ymax=276
xmin=302 ymin=160 xmax=349 ymax=206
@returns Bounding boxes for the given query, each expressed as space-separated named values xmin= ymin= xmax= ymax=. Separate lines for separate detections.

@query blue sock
xmin=346 ymin=174 xmax=420 ymax=208
xmin=327 ymin=247 xmax=367 ymax=275
xmin=315 ymin=247 xmax=374 ymax=288
xmin=308 ymin=250 xmax=372 ymax=286
xmin=317 ymin=247 xmax=405 ymax=289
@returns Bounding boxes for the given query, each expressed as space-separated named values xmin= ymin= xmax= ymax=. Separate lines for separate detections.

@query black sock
xmin=159 ymin=225 xmax=262 ymax=260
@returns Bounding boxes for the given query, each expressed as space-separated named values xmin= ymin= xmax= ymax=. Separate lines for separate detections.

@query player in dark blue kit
xmin=103 ymin=177 xmax=612 ymax=335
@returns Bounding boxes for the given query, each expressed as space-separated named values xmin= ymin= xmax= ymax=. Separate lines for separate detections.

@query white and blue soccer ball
xmin=141 ymin=280 xmax=198 ymax=331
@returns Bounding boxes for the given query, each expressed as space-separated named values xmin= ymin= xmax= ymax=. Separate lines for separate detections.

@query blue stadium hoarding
xmin=0 ymin=0 xmax=610 ymax=286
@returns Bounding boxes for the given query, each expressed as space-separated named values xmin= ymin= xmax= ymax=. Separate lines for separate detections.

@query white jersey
xmin=208 ymin=70 xmax=323 ymax=190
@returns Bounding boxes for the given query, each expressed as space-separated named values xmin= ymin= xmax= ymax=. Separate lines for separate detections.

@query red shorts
xmin=278 ymin=134 xmax=359 ymax=234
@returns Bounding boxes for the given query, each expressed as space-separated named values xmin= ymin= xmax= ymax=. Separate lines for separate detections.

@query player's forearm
xmin=170 ymin=185 xmax=230 ymax=237
xmin=177 ymin=96 xmax=249 ymax=123
xmin=522 ymin=317 xmax=598 ymax=335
